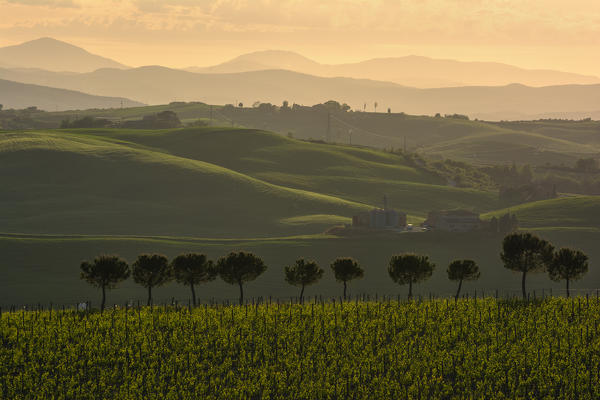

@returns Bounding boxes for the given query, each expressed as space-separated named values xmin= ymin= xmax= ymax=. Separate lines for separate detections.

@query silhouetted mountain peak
xmin=0 ymin=37 xmax=128 ymax=73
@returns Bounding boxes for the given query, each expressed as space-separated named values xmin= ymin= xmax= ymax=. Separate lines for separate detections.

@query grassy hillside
xmin=55 ymin=127 xmax=502 ymax=218
xmin=0 ymin=130 xmax=371 ymax=237
xmin=483 ymin=196 xmax=600 ymax=230
xmin=13 ymin=103 xmax=600 ymax=167
xmin=494 ymin=119 xmax=600 ymax=147
xmin=421 ymin=128 xmax=598 ymax=166
xmin=1 ymin=126 xmax=506 ymax=238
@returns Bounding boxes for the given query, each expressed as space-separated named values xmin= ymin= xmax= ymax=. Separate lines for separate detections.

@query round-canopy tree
xmin=330 ymin=257 xmax=364 ymax=300
xmin=284 ymin=258 xmax=324 ymax=302
xmin=80 ymin=255 xmax=130 ymax=312
xmin=500 ymin=232 xmax=554 ymax=299
xmin=217 ymin=251 xmax=267 ymax=304
xmin=132 ymin=254 xmax=172 ymax=306
xmin=388 ymin=254 xmax=435 ymax=299
xmin=447 ymin=259 xmax=480 ymax=301
xmin=548 ymin=247 xmax=589 ymax=298
xmin=172 ymin=253 xmax=217 ymax=306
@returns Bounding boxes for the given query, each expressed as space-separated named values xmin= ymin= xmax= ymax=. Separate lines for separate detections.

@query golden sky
xmin=1 ymin=0 xmax=600 ymax=75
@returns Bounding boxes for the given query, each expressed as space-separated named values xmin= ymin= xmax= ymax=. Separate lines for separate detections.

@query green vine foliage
xmin=1 ymin=297 xmax=600 ymax=399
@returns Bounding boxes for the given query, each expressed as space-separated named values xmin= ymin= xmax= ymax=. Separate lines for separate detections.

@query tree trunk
xmin=147 ymin=286 xmax=152 ymax=306
xmin=343 ymin=281 xmax=347 ymax=300
xmin=566 ymin=278 xmax=570 ymax=298
xmin=300 ymin=284 xmax=305 ymax=303
xmin=408 ymin=281 xmax=413 ymax=300
xmin=521 ymin=271 xmax=527 ymax=300
xmin=455 ymin=279 xmax=463 ymax=302
xmin=238 ymin=281 xmax=244 ymax=305
xmin=101 ymin=284 xmax=106 ymax=313
xmin=190 ymin=283 xmax=196 ymax=306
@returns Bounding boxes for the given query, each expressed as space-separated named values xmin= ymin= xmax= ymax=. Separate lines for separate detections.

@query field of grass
xmin=482 ymin=196 xmax=600 ymax=229
xmin=2 ymin=298 xmax=600 ymax=399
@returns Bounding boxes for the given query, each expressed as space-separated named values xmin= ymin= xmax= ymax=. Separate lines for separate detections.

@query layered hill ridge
xmin=1 ymin=38 xmax=600 ymax=119
xmin=188 ymin=50 xmax=600 ymax=88
xmin=2 ymin=66 xmax=600 ymax=119
xmin=0 ymin=79 xmax=144 ymax=110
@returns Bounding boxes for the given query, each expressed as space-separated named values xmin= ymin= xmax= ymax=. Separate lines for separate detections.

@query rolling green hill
xmin=421 ymin=128 xmax=598 ymax=166
xmin=0 ymin=130 xmax=372 ymax=237
xmin=10 ymin=103 xmax=600 ymax=167
xmin=483 ymin=196 xmax=600 ymax=230
xmin=54 ymin=127 xmax=502 ymax=218
xmin=0 ymin=126 xmax=505 ymax=236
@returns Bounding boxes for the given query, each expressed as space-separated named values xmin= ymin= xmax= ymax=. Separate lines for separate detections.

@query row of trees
xmin=80 ymin=233 xmax=589 ymax=311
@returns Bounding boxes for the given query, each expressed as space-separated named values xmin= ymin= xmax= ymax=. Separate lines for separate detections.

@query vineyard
xmin=1 ymin=297 xmax=600 ymax=399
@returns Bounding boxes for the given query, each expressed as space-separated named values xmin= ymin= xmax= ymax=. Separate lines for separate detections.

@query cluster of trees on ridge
xmin=60 ymin=111 xmax=182 ymax=129
xmin=80 ymin=232 xmax=590 ymax=311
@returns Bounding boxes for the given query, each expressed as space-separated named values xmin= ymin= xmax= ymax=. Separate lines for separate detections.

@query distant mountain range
xmin=187 ymin=50 xmax=600 ymax=88
xmin=1 ymin=66 xmax=600 ymax=119
xmin=0 ymin=38 xmax=128 ymax=73
xmin=0 ymin=79 xmax=143 ymax=111
xmin=3 ymin=38 xmax=599 ymax=87
xmin=2 ymin=38 xmax=600 ymax=119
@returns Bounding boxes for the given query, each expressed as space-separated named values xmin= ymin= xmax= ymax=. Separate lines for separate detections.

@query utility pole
xmin=349 ymin=129 xmax=353 ymax=145
xmin=209 ymin=105 xmax=213 ymax=126
xmin=326 ymin=112 xmax=331 ymax=142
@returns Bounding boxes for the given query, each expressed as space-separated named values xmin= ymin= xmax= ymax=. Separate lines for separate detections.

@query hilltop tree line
xmin=60 ymin=111 xmax=182 ymax=129
xmin=80 ymin=232 xmax=589 ymax=311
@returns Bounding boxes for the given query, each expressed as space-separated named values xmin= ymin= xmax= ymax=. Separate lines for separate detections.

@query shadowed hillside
xmin=0 ymin=127 xmax=504 ymax=238
xmin=0 ymin=130 xmax=370 ymax=237
xmin=60 ymin=127 xmax=502 ymax=218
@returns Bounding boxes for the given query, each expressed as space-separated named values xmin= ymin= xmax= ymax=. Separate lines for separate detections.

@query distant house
xmin=353 ymin=208 xmax=407 ymax=229
xmin=423 ymin=210 xmax=481 ymax=232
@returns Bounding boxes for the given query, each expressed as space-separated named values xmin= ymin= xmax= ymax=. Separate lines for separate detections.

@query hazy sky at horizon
xmin=1 ymin=0 xmax=600 ymax=75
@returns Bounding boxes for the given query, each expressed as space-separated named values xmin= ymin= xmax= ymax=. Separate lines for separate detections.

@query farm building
xmin=352 ymin=208 xmax=407 ymax=229
xmin=423 ymin=210 xmax=481 ymax=232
